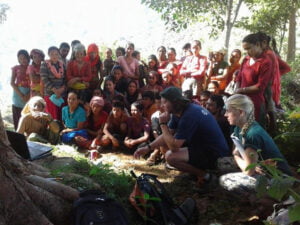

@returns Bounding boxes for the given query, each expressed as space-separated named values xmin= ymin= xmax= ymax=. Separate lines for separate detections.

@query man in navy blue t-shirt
xmin=134 ymin=87 xmax=229 ymax=180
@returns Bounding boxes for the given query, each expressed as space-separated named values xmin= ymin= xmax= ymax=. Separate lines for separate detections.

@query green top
xmin=234 ymin=121 xmax=291 ymax=175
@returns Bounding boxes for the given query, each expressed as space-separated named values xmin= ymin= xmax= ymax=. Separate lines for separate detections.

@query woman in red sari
xmin=67 ymin=43 xmax=92 ymax=104
xmin=235 ymin=33 xmax=273 ymax=126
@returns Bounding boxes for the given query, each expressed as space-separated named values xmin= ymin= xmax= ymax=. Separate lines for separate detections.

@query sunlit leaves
xmin=140 ymin=0 xmax=244 ymax=37
xmin=268 ymin=178 xmax=293 ymax=201
xmin=288 ymin=203 xmax=300 ymax=223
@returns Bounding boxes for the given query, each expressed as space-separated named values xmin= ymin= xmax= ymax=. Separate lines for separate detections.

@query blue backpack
xmin=72 ymin=190 xmax=128 ymax=225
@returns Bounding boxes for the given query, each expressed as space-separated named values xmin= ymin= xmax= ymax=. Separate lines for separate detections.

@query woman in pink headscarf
xmin=74 ymin=96 xmax=108 ymax=150
xmin=84 ymin=43 xmax=103 ymax=90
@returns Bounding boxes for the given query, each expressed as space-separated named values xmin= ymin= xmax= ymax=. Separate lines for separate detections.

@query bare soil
xmin=1 ymin=107 xmax=273 ymax=225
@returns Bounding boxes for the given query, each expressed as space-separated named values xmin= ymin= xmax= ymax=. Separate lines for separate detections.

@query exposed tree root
xmin=26 ymin=175 xmax=79 ymax=201
xmin=0 ymin=112 xmax=78 ymax=225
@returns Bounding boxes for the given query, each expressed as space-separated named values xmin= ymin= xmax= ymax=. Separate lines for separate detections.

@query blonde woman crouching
xmin=219 ymin=94 xmax=291 ymax=194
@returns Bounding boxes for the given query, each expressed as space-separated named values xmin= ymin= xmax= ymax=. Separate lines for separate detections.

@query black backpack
xmin=72 ymin=190 xmax=128 ymax=225
xmin=129 ymin=171 xmax=196 ymax=225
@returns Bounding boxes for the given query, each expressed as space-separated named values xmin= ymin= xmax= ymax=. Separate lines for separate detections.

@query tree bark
xmin=0 ymin=111 xmax=79 ymax=225
xmin=287 ymin=5 xmax=297 ymax=61
xmin=224 ymin=0 xmax=243 ymax=59
xmin=224 ymin=0 xmax=233 ymax=56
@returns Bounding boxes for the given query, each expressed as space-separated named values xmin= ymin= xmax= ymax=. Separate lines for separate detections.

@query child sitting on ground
xmin=124 ymin=101 xmax=150 ymax=151
xmin=101 ymin=101 xmax=128 ymax=149
xmin=74 ymin=96 xmax=108 ymax=150
xmin=61 ymin=91 xmax=88 ymax=144
xmin=146 ymin=93 xmax=167 ymax=165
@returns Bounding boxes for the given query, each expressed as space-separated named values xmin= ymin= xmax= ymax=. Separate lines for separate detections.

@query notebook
xmin=6 ymin=130 xmax=53 ymax=161
xmin=231 ymin=134 xmax=247 ymax=160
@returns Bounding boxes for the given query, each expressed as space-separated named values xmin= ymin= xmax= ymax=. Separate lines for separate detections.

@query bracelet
xmin=242 ymin=87 xmax=246 ymax=92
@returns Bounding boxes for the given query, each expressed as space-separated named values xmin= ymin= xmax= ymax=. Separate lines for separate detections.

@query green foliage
xmin=141 ymin=0 xmax=244 ymax=40
xmin=273 ymin=55 xmax=300 ymax=164
xmin=250 ymin=158 xmax=300 ymax=222
xmin=135 ymin=193 xmax=161 ymax=202
xmin=50 ymin=157 xmax=134 ymax=201
xmin=281 ymin=56 xmax=300 ymax=111
xmin=289 ymin=203 xmax=300 ymax=223
xmin=233 ymin=0 xmax=300 ymax=55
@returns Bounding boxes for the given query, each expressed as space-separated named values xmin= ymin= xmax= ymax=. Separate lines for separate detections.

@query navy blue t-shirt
xmin=169 ymin=103 xmax=230 ymax=169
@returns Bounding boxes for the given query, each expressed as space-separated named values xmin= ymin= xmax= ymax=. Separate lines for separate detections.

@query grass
xmin=49 ymin=156 xmax=134 ymax=200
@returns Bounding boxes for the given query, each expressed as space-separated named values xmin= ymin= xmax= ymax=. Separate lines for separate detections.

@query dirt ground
xmin=2 ymin=108 xmax=275 ymax=225
xmin=34 ymin=144 xmax=272 ymax=225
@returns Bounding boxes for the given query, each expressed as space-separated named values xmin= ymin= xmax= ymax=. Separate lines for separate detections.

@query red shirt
xmin=180 ymin=55 xmax=207 ymax=79
xmin=86 ymin=111 xmax=108 ymax=138
xmin=264 ymin=50 xmax=290 ymax=105
xmin=27 ymin=64 xmax=41 ymax=87
xmin=237 ymin=53 xmax=272 ymax=120
xmin=66 ymin=60 xmax=92 ymax=82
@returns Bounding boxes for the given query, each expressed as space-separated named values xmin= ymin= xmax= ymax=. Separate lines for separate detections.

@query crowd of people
xmin=10 ymin=32 xmax=292 ymax=196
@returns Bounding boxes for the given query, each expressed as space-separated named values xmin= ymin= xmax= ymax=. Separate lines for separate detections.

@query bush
xmin=280 ymin=55 xmax=300 ymax=111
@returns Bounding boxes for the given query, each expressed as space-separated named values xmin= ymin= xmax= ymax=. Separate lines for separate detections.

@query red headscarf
xmin=84 ymin=43 xmax=101 ymax=67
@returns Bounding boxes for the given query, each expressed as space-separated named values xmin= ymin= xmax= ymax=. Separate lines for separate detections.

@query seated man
xmin=199 ymin=90 xmax=211 ymax=108
xmin=134 ymin=87 xmax=230 ymax=184
xmin=101 ymin=101 xmax=128 ymax=149
xmin=206 ymin=95 xmax=233 ymax=150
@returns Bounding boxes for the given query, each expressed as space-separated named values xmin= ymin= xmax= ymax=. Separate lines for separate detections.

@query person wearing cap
xmin=74 ymin=96 xmax=108 ymax=150
xmin=134 ymin=86 xmax=230 ymax=184
xmin=27 ymin=49 xmax=45 ymax=97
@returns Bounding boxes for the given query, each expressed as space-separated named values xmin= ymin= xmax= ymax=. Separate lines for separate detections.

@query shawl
xmin=84 ymin=43 xmax=101 ymax=67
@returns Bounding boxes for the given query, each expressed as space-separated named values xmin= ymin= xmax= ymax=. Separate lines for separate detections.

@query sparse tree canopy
xmin=141 ymin=0 xmax=245 ymax=51
xmin=0 ymin=3 xmax=9 ymax=24
xmin=236 ymin=0 xmax=300 ymax=57
xmin=141 ymin=0 xmax=299 ymax=59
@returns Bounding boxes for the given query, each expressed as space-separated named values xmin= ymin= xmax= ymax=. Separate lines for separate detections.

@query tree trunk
xmin=287 ymin=5 xmax=297 ymax=61
xmin=0 ymin=111 xmax=79 ymax=225
xmin=224 ymin=0 xmax=233 ymax=60
xmin=224 ymin=0 xmax=243 ymax=60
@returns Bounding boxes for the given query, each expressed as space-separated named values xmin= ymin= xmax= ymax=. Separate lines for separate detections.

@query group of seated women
xmin=13 ymin=34 xmax=293 ymax=199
